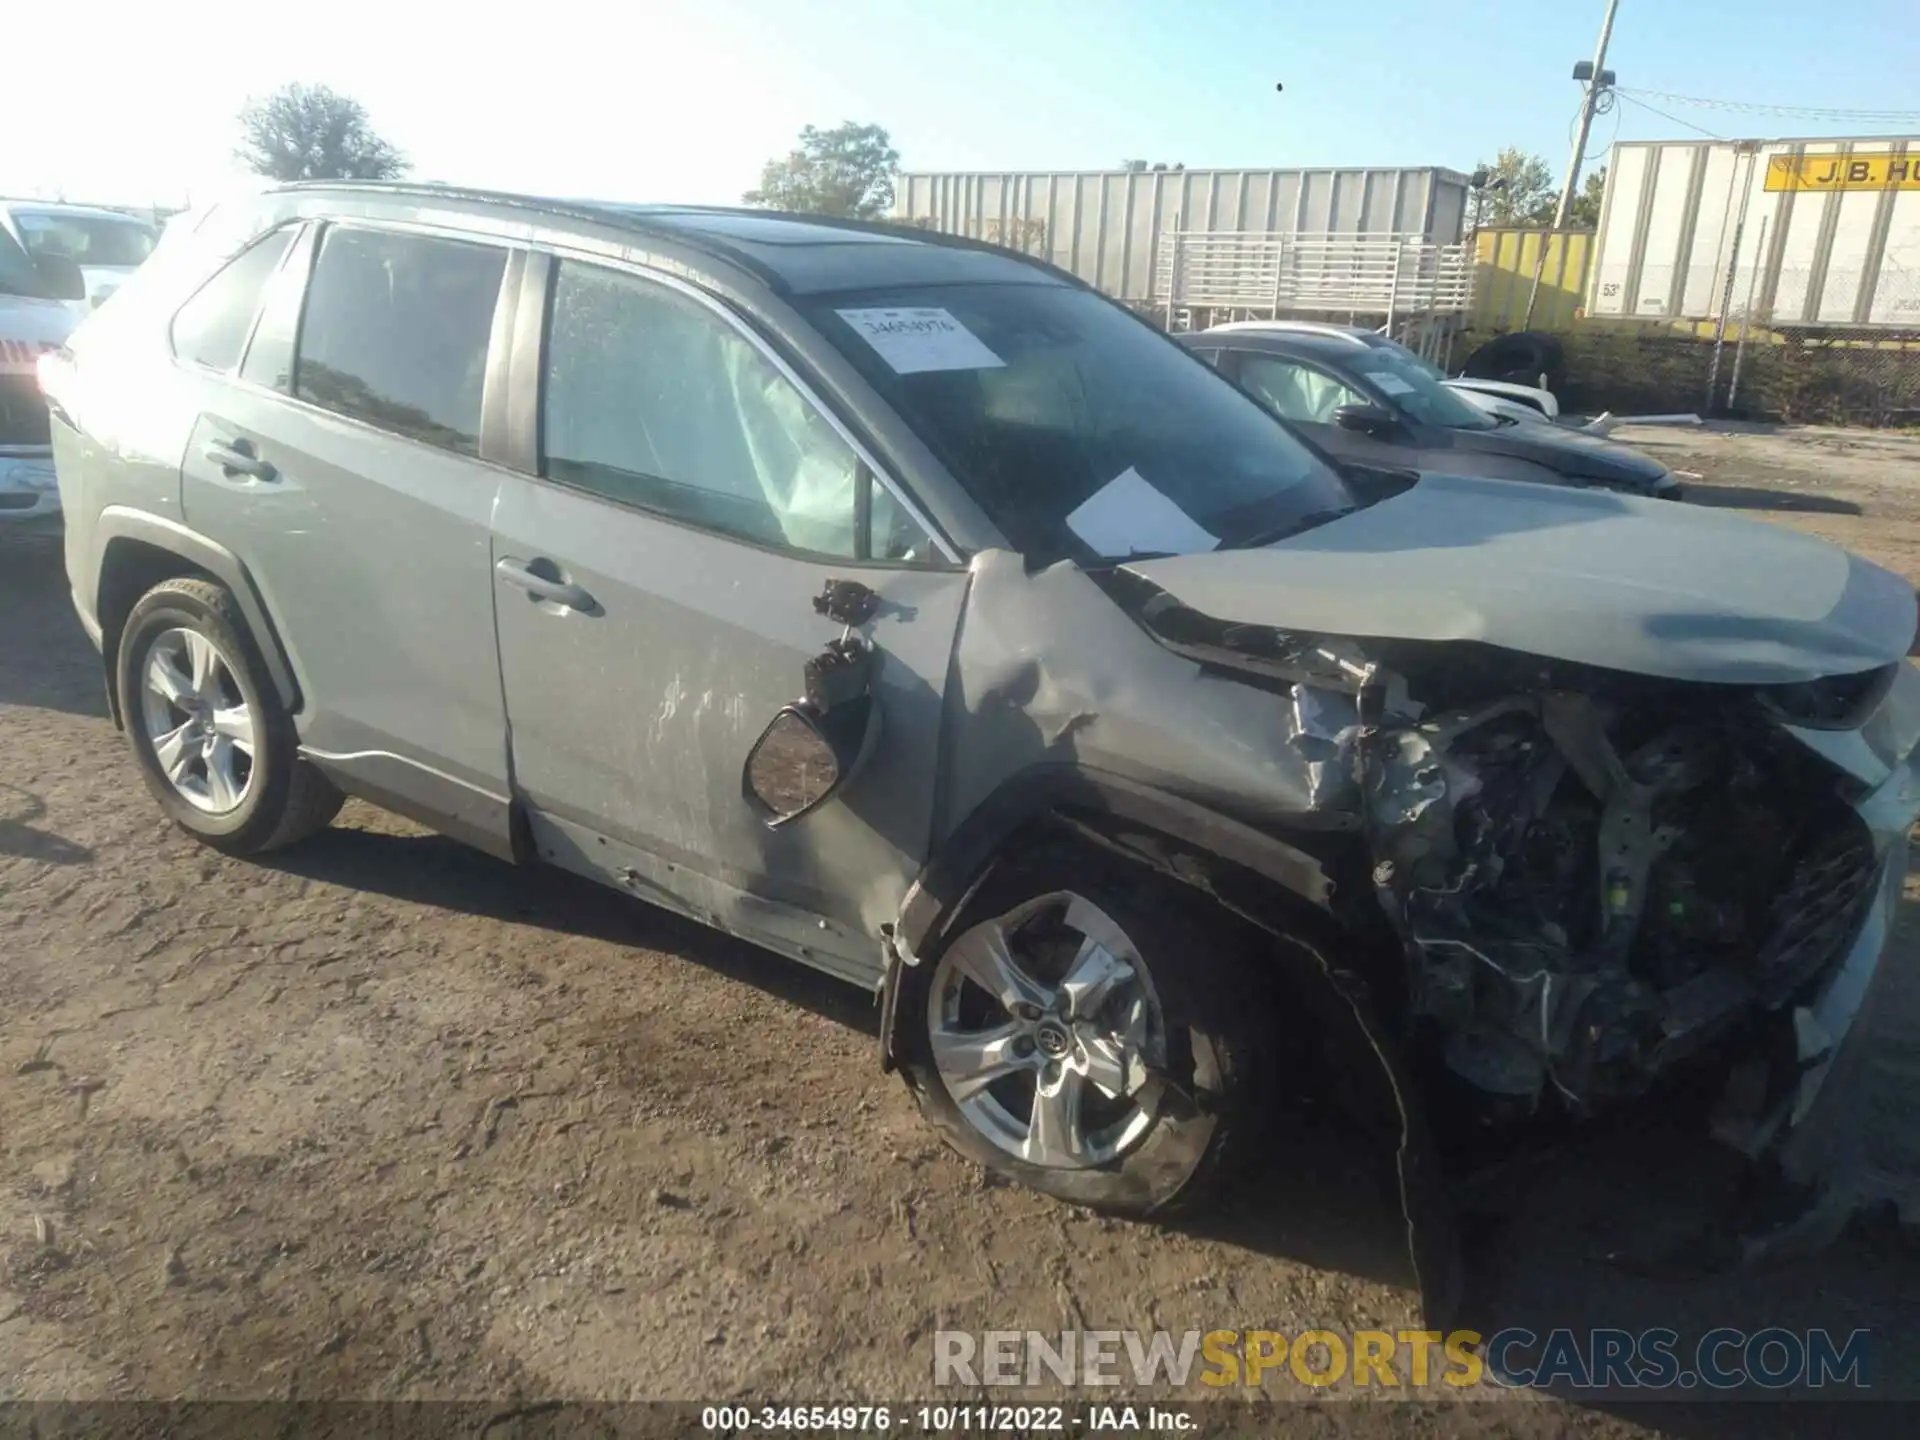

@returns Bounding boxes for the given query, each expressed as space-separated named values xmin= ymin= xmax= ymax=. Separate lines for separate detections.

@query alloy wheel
xmin=137 ymin=627 xmax=258 ymax=814
xmin=927 ymin=891 xmax=1167 ymax=1170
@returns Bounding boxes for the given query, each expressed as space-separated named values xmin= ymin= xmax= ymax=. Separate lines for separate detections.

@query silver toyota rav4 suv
xmin=42 ymin=184 xmax=1920 ymax=1309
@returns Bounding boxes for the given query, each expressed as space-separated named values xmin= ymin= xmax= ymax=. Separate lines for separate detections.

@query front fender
xmin=879 ymin=762 xmax=1464 ymax=1328
xmin=881 ymin=763 xmax=1338 ymax=1072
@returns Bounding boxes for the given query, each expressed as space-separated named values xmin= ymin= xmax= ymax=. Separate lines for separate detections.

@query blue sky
xmin=7 ymin=0 xmax=1918 ymax=208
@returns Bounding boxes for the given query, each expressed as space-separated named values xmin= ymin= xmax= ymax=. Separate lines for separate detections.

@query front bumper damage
xmin=1353 ymin=656 xmax=1920 ymax=1254
xmin=1719 ymin=672 xmax=1920 ymax=1255
xmin=1098 ymin=561 xmax=1920 ymax=1312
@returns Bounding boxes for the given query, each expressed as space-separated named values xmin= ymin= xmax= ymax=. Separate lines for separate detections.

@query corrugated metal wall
xmin=1470 ymin=228 xmax=1595 ymax=330
xmin=895 ymin=167 xmax=1471 ymax=303
xmin=1587 ymin=136 xmax=1920 ymax=327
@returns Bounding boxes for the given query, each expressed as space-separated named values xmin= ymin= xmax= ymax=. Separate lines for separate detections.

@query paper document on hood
xmin=835 ymin=307 xmax=1005 ymax=374
xmin=1366 ymin=372 xmax=1415 ymax=395
xmin=1065 ymin=467 xmax=1218 ymax=558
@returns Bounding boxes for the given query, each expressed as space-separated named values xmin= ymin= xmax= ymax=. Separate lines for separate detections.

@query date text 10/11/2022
xmin=700 ymin=1407 xmax=1196 ymax=1432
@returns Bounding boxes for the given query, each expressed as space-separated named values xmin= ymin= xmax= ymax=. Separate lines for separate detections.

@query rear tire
xmin=896 ymin=846 xmax=1272 ymax=1218
xmin=117 ymin=578 xmax=342 ymax=855
xmin=1462 ymin=330 xmax=1564 ymax=386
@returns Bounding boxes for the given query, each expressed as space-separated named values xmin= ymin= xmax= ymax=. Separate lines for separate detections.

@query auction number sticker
xmin=700 ymin=1405 xmax=1074 ymax=1431
xmin=835 ymin=307 xmax=1006 ymax=374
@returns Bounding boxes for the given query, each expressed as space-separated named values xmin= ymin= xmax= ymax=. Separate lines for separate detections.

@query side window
xmin=170 ymin=228 xmax=296 ymax=373
xmin=239 ymin=225 xmax=316 ymax=393
xmin=543 ymin=260 xmax=930 ymax=561
xmin=294 ymin=226 xmax=506 ymax=457
xmin=1239 ymin=354 xmax=1366 ymax=425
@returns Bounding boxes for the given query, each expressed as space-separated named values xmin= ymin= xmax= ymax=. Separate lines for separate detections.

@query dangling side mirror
xmin=742 ymin=634 xmax=882 ymax=828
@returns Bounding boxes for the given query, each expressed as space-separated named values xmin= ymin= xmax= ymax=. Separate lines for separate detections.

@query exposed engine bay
xmin=1352 ymin=678 xmax=1879 ymax=1117
xmin=1101 ymin=566 xmax=1891 ymax=1126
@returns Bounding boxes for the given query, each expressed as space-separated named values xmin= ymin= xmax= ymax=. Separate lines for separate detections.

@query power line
xmin=1616 ymin=91 xmax=1724 ymax=141
xmin=1614 ymin=87 xmax=1920 ymax=124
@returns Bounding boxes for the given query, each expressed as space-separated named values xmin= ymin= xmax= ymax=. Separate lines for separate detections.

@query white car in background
xmin=0 ymin=200 xmax=159 ymax=316
xmin=0 ymin=226 xmax=76 ymax=534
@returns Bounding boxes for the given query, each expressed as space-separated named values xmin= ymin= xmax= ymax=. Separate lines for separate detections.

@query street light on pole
xmin=1522 ymin=0 xmax=1621 ymax=326
xmin=1554 ymin=0 xmax=1622 ymax=230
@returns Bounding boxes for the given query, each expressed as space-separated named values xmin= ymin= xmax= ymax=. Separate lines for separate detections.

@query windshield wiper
xmin=1220 ymin=506 xmax=1357 ymax=549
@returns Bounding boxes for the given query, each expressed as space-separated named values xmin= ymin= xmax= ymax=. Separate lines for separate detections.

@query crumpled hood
xmin=1122 ymin=471 xmax=1915 ymax=685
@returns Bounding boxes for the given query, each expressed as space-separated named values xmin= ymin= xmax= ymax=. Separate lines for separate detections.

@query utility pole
xmin=1554 ymin=0 xmax=1621 ymax=229
xmin=1521 ymin=0 xmax=1621 ymax=327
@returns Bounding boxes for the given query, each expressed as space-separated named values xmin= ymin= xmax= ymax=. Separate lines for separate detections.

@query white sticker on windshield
xmin=834 ymin=307 xmax=1005 ymax=375
xmin=1065 ymin=467 xmax=1218 ymax=558
xmin=1365 ymin=371 xmax=1415 ymax=396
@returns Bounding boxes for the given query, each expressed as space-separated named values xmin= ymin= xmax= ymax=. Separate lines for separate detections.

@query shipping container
xmin=1588 ymin=136 xmax=1920 ymax=328
xmin=894 ymin=167 xmax=1471 ymax=304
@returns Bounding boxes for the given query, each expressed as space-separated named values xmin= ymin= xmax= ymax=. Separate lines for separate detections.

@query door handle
xmin=203 ymin=439 xmax=276 ymax=482
xmin=495 ymin=557 xmax=596 ymax=612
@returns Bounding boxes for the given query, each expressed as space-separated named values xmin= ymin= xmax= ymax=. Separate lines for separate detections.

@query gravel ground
xmin=3 ymin=423 xmax=1920 ymax=1434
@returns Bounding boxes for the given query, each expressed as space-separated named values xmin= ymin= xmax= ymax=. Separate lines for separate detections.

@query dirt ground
xmin=4 ymin=424 xmax=1920 ymax=1433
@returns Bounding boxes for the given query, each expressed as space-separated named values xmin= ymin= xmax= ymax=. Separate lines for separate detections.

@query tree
xmin=235 ymin=83 xmax=408 ymax=183
xmin=1121 ymin=160 xmax=1185 ymax=172
xmin=744 ymin=123 xmax=899 ymax=220
xmin=1567 ymin=166 xmax=1608 ymax=228
xmin=1473 ymin=148 xmax=1556 ymax=227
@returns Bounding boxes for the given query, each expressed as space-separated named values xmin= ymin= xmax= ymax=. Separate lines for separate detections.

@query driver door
xmin=1225 ymin=350 xmax=1414 ymax=468
xmin=490 ymin=255 xmax=967 ymax=987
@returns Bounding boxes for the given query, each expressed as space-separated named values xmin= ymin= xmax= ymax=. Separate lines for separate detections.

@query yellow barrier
xmin=1470 ymin=228 xmax=1594 ymax=331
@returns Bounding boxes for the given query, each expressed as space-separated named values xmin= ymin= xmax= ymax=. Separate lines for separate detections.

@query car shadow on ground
xmin=268 ymin=819 xmax=1920 ymax=1371
xmin=1446 ymin=1123 xmax=1920 ymax=1430
xmin=1684 ymin=484 xmax=1863 ymax=517
xmin=0 ymin=783 xmax=93 ymax=864
xmin=266 ymin=823 xmax=882 ymax=1036
xmin=1440 ymin=849 xmax=1920 ymax=1428
xmin=0 ymin=540 xmax=111 ymax=719
xmin=269 ymin=820 xmax=1422 ymax=1289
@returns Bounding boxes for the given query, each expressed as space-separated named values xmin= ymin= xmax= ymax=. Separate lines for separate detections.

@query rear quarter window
xmin=169 ymin=228 xmax=296 ymax=373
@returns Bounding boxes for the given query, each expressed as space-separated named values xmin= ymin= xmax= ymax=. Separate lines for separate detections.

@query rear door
xmin=489 ymin=253 xmax=968 ymax=984
xmin=177 ymin=220 xmax=521 ymax=856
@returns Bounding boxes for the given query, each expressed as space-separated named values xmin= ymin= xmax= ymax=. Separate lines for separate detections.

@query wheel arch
xmin=94 ymin=509 xmax=301 ymax=728
xmin=882 ymin=764 xmax=1362 ymax=1072
xmin=881 ymin=763 xmax=1464 ymax=1324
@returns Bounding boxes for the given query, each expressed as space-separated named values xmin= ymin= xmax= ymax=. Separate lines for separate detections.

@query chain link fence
xmin=1453 ymin=325 xmax=1920 ymax=428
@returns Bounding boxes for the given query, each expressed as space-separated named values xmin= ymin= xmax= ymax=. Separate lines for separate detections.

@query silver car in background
xmin=41 ymin=184 xmax=1920 ymax=1317
xmin=1 ymin=199 xmax=159 ymax=316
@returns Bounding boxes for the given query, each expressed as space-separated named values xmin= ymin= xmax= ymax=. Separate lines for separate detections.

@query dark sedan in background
xmin=1183 ymin=324 xmax=1682 ymax=500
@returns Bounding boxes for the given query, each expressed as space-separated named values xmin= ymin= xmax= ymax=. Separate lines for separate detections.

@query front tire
xmin=117 ymin=578 xmax=342 ymax=855
xmin=897 ymin=848 xmax=1270 ymax=1218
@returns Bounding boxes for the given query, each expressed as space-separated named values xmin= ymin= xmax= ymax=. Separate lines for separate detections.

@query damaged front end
xmin=1360 ymin=673 xmax=1883 ymax=1123
xmin=1106 ymin=564 xmax=1920 ymax=1229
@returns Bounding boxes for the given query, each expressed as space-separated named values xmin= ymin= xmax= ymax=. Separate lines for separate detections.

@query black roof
xmin=271 ymin=183 xmax=1072 ymax=298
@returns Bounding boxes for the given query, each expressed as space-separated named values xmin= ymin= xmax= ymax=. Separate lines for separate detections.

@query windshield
xmin=803 ymin=283 xmax=1352 ymax=564
xmin=0 ymin=226 xmax=46 ymax=298
xmin=1371 ymin=336 xmax=1448 ymax=381
xmin=1354 ymin=345 xmax=1497 ymax=430
xmin=14 ymin=212 xmax=158 ymax=268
